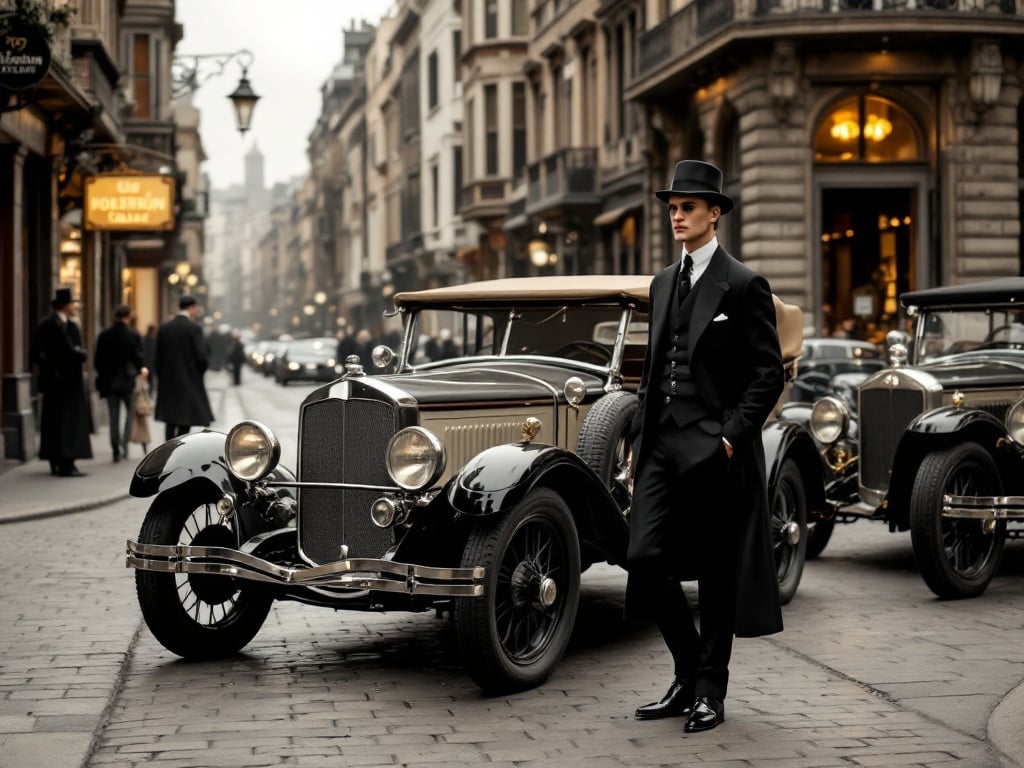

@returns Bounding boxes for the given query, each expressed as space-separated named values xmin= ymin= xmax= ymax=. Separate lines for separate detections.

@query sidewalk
xmin=0 ymin=375 xmax=240 ymax=525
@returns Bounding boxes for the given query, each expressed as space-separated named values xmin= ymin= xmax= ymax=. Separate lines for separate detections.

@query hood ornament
xmin=521 ymin=417 xmax=542 ymax=442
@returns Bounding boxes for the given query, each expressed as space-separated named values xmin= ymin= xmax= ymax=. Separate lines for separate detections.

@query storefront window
xmin=814 ymin=95 xmax=922 ymax=163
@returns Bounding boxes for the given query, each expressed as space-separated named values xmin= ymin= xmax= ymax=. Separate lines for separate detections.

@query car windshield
xmin=915 ymin=307 xmax=1024 ymax=362
xmin=408 ymin=305 xmax=649 ymax=367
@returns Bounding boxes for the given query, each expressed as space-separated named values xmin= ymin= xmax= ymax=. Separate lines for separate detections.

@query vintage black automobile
xmin=125 ymin=276 xmax=822 ymax=693
xmin=272 ymin=336 xmax=341 ymax=385
xmin=797 ymin=278 xmax=1024 ymax=598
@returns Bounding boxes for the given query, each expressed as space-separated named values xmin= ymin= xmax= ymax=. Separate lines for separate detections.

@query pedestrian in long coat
xmin=30 ymin=287 xmax=93 ymax=476
xmin=155 ymin=295 xmax=214 ymax=441
xmin=94 ymin=304 xmax=147 ymax=461
xmin=626 ymin=160 xmax=784 ymax=733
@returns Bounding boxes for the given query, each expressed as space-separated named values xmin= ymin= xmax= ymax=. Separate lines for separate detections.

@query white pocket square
xmin=713 ymin=313 xmax=729 ymax=322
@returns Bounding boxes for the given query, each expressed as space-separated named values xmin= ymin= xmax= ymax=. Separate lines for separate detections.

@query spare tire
xmin=576 ymin=391 xmax=638 ymax=496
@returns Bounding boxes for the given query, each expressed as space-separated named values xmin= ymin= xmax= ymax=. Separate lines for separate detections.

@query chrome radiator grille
xmin=297 ymin=397 xmax=396 ymax=565
xmin=859 ymin=386 xmax=926 ymax=495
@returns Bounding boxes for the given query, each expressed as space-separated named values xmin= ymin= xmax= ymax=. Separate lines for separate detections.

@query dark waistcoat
xmin=657 ymin=285 xmax=716 ymax=429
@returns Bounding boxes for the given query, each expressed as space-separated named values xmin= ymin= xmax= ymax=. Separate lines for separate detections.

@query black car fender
xmin=129 ymin=430 xmax=297 ymax=538
xmin=884 ymin=406 xmax=1016 ymax=530
xmin=762 ymin=420 xmax=827 ymax=518
xmin=447 ymin=441 xmax=629 ymax=566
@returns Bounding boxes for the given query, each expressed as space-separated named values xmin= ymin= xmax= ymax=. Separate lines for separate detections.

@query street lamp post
xmin=171 ymin=49 xmax=261 ymax=134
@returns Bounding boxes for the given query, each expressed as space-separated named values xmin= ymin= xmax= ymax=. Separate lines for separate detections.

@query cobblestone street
xmin=2 ymin=498 xmax=1023 ymax=767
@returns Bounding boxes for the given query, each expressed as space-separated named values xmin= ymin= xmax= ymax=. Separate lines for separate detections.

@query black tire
xmin=771 ymin=459 xmax=807 ymax=606
xmin=576 ymin=391 xmax=637 ymax=502
xmin=135 ymin=493 xmax=273 ymax=659
xmin=453 ymin=488 xmax=581 ymax=694
xmin=909 ymin=443 xmax=1006 ymax=599
xmin=805 ymin=517 xmax=835 ymax=560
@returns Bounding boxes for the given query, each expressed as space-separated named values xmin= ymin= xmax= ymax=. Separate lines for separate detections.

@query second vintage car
xmin=798 ymin=278 xmax=1024 ymax=598
xmin=124 ymin=276 xmax=823 ymax=693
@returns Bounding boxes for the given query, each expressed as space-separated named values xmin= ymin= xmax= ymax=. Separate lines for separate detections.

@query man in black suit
xmin=94 ymin=304 xmax=148 ymax=461
xmin=30 ymin=288 xmax=93 ymax=477
xmin=627 ymin=160 xmax=785 ymax=733
xmin=155 ymin=295 xmax=214 ymax=441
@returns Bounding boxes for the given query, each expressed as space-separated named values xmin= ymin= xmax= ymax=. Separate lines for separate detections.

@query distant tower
xmin=244 ymin=142 xmax=266 ymax=207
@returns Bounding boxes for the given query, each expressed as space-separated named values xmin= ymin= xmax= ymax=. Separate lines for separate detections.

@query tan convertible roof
xmin=394 ymin=275 xmax=655 ymax=308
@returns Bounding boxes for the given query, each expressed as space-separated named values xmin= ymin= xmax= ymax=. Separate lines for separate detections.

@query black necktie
xmin=678 ymin=254 xmax=693 ymax=305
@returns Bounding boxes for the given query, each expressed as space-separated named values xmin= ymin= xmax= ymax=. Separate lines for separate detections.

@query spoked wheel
xmin=770 ymin=459 xmax=807 ymax=606
xmin=135 ymin=493 xmax=273 ymax=659
xmin=910 ymin=443 xmax=1006 ymax=599
xmin=454 ymin=488 xmax=580 ymax=694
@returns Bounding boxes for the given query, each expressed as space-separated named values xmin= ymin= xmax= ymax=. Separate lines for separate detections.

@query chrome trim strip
xmin=942 ymin=494 xmax=1024 ymax=520
xmin=125 ymin=540 xmax=486 ymax=596
xmin=267 ymin=480 xmax=405 ymax=492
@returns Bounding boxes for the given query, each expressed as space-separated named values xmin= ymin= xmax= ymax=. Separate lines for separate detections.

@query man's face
xmin=667 ymin=195 xmax=719 ymax=251
xmin=62 ymin=302 xmax=78 ymax=317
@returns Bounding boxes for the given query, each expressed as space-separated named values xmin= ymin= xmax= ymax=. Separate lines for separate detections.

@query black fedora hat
xmin=51 ymin=287 xmax=78 ymax=308
xmin=654 ymin=160 xmax=733 ymax=214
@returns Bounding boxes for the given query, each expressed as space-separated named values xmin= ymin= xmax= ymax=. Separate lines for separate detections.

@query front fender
xmin=130 ymin=430 xmax=297 ymax=501
xmin=448 ymin=441 xmax=628 ymax=566
xmin=884 ymin=406 xmax=1012 ymax=530
xmin=763 ymin=420 xmax=827 ymax=517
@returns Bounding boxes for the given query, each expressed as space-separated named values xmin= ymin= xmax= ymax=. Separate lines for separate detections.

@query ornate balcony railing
xmin=638 ymin=0 xmax=1021 ymax=80
xmin=525 ymin=147 xmax=600 ymax=215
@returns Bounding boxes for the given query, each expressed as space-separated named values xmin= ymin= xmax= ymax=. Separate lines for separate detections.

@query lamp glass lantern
xmin=228 ymin=69 xmax=260 ymax=134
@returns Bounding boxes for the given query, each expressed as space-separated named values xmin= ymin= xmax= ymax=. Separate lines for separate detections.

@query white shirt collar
xmin=682 ymin=236 xmax=718 ymax=285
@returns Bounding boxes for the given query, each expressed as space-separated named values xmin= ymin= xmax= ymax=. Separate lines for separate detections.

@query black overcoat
xmin=94 ymin=322 xmax=145 ymax=396
xmin=629 ymin=247 xmax=785 ymax=637
xmin=31 ymin=313 xmax=93 ymax=461
xmin=154 ymin=315 xmax=214 ymax=427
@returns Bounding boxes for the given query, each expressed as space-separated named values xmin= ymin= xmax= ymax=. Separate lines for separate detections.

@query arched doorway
xmin=813 ymin=93 xmax=927 ymax=343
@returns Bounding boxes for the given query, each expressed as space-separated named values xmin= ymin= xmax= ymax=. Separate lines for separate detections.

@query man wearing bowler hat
xmin=30 ymin=287 xmax=94 ymax=477
xmin=626 ymin=160 xmax=785 ymax=733
xmin=155 ymin=295 xmax=214 ymax=441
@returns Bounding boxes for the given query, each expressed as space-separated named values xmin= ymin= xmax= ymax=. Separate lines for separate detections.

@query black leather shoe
xmin=635 ymin=679 xmax=695 ymax=720
xmin=684 ymin=697 xmax=725 ymax=733
xmin=58 ymin=467 xmax=87 ymax=477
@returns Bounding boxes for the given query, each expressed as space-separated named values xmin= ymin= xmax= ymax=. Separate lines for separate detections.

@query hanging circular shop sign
xmin=0 ymin=21 xmax=52 ymax=91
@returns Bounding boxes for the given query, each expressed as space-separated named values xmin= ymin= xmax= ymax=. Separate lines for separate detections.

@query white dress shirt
xmin=681 ymin=236 xmax=718 ymax=287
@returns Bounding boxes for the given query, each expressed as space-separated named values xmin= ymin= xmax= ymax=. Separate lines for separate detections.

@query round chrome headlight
xmin=809 ymin=396 xmax=850 ymax=445
xmin=1006 ymin=400 xmax=1024 ymax=445
xmin=386 ymin=427 xmax=445 ymax=491
xmin=225 ymin=420 xmax=281 ymax=481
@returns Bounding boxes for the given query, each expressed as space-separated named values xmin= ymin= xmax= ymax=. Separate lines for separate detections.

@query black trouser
xmin=627 ymin=435 xmax=739 ymax=701
xmin=105 ymin=391 xmax=133 ymax=457
xmin=165 ymin=424 xmax=191 ymax=441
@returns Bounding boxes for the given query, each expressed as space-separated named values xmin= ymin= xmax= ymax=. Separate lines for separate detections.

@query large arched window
xmin=814 ymin=94 xmax=923 ymax=163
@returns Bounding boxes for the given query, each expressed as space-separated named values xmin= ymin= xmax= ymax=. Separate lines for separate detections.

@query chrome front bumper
xmin=943 ymin=495 xmax=1024 ymax=520
xmin=125 ymin=540 xmax=485 ymax=597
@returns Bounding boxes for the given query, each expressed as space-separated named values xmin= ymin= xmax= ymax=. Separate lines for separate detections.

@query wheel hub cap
xmin=539 ymin=577 xmax=557 ymax=608
xmin=783 ymin=521 xmax=801 ymax=545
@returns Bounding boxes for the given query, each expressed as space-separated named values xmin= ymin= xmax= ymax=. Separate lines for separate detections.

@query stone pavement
xmin=2 ymin=373 xmax=1023 ymax=767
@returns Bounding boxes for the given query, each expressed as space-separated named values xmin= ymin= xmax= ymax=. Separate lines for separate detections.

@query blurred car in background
xmin=790 ymin=337 xmax=885 ymax=402
xmin=273 ymin=337 xmax=341 ymax=385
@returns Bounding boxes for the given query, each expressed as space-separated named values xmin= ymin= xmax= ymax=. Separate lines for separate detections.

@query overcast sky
xmin=175 ymin=0 xmax=394 ymax=191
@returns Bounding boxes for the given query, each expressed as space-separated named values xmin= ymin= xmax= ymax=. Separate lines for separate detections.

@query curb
xmin=0 ymin=493 xmax=133 ymax=525
xmin=990 ymin=677 xmax=1024 ymax=768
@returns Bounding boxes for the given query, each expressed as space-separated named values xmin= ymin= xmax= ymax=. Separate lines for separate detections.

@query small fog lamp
xmin=370 ymin=497 xmax=397 ymax=528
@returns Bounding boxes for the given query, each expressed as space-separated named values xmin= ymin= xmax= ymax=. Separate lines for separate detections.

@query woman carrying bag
xmin=130 ymin=373 xmax=152 ymax=454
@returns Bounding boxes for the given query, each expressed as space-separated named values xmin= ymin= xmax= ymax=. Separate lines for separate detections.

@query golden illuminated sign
xmin=84 ymin=175 xmax=175 ymax=231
